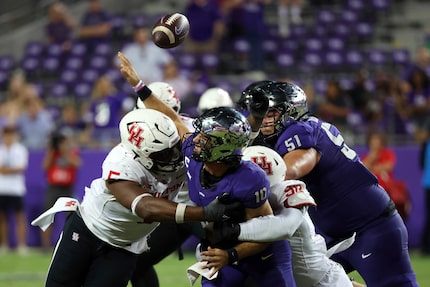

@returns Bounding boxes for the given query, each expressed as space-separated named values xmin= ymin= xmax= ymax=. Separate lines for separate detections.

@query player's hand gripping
xmin=202 ymin=193 xmax=245 ymax=223
xmin=117 ymin=52 xmax=140 ymax=87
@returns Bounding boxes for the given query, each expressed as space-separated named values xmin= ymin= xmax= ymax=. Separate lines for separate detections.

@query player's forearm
xmin=239 ymin=209 xmax=304 ymax=241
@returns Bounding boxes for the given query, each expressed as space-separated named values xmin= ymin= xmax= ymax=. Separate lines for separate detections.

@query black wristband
xmin=226 ymin=248 xmax=238 ymax=264
xmin=136 ymin=85 xmax=152 ymax=102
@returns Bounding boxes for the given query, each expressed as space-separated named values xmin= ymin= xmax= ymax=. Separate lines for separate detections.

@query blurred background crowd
xmin=1 ymin=0 xmax=430 ymax=253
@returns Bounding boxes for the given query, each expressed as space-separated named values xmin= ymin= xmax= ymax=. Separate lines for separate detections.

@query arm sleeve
xmin=238 ymin=207 xmax=305 ymax=242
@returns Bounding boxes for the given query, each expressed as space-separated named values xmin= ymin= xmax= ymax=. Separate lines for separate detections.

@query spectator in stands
xmin=0 ymin=71 xmax=27 ymax=127
xmin=397 ymin=66 xmax=430 ymax=142
xmin=16 ymin=85 xmax=55 ymax=150
xmin=162 ymin=61 xmax=192 ymax=102
xmin=45 ymin=1 xmax=76 ymax=52
xmin=56 ymin=103 xmax=92 ymax=148
xmin=0 ymin=125 xmax=29 ymax=254
xmin=77 ymin=0 xmax=112 ymax=52
xmin=277 ymin=0 xmax=303 ymax=37
xmin=235 ymin=0 xmax=271 ymax=75
xmin=183 ymin=0 xmax=225 ymax=54
xmin=362 ymin=131 xmax=411 ymax=220
xmin=85 ymin=75 xmax=128 ymax=149
xmin=41 ymin=131 xmax=81 ymax=250
xmin=317 ymin=80 xmax=351 ymax=130
xmin=114 ymin=26 xmax=173 ymax=84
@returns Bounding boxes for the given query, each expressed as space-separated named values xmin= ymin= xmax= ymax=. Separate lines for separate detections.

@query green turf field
xmin=0 ymin=249 xmax=428 ymax=286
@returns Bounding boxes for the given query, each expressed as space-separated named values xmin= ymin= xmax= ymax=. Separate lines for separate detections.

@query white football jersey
xmin=270 ymin=181 xmax=353 ymax=287
xmin=80 ymin=144 xmax=186 ymax=254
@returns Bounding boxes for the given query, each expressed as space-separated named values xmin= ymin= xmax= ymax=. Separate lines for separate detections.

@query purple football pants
xmin=202 ymin=240 xmax=296 ymax=287
xmin=331 ymin=211 xmax=418 ymax=287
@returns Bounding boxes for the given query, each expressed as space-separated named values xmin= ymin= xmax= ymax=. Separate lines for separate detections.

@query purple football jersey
xmin=183 ymin=135 xmax=270 ymax=208
xmin=274 ymin=116 xmax=391 ymax=238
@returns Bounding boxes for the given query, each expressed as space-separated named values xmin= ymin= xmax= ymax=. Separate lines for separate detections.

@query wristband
xmin=133 ymin=79 xmax=144 ymax=90
xmin=136 ymin=85 xmax=153 ymax=102
xmin=131 ymin=193 xmax=152 ymax=217
xmin=175 ymin=203 xmax=187 ymax=223
xmin=226 ymin=248 xmax=239 ymax=264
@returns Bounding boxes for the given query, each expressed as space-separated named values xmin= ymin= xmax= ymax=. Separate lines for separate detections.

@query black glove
xmin=245 ymin=90 xmax=269 ymax=120
xmin=202 ymin=194 xmax=245 ymax=223
xmin=204 ymin=221 xmax=241 ymax=249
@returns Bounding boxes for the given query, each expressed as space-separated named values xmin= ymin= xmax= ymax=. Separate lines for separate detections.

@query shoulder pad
xmin=282 ymin=180 xmax=316 ymax=208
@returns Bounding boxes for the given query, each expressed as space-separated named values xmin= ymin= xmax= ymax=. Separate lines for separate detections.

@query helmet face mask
xmin=191 ymin=107 xmax=251 ymax=163
xmin=120 ymin=109 xmax=183 ymax=172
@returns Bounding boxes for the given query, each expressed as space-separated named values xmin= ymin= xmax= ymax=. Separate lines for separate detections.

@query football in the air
xmin=152 ymin=13 xmax=190 ymax=49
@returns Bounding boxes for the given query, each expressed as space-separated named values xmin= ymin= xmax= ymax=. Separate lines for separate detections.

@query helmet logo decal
xmin=127 ymin=122 xmax=144 ymax=148
xmin=249 ymin=155 xmax=273 ymax=175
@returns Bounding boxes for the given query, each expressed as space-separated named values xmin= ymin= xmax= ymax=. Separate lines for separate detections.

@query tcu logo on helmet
xmin=249 ymin=156 xmax=273 ymax=175
xmin=127 ymin=123 xmax=144 ymax=148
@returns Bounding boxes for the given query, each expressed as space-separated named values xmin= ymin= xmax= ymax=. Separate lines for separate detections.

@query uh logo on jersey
xmin=127 ymin=122 xmax=144 ymax=148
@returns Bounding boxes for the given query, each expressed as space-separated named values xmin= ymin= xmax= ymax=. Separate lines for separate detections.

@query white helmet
xmin=197 ymin=87 xmax=233 ymax=114
xmin=242 ymin=145 xmax=286 ymax=187
xmin=119 ymin=109 xmax=183 ymax=172
xmin=136 ymin=82 xmax=181 ymax=112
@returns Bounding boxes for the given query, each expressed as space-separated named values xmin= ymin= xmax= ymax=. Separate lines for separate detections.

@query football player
xmin=118 ymin=52 xmax=296 ymax=287
xmin=205 ymin=145 xmax=364 ymax=287
xmin=36 ymin=108 xmax=242 ymax=287
xmin=238 ymin=80 xmax=418 ymax=287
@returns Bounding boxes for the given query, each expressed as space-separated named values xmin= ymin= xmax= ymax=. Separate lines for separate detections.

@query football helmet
xmin=136 ymin=81 xmax=181 ymax=113
xmin=240 ymin=80 xmax=308 ymax=140
xmin=197 ymin=87 xmax=233 ymax=114
xmin=242 ymin=145 xmax=286 ymax=187
xmin=119 ymin=109 xmax=183 ymax=172
xmin=192 ymin=107 xmax=251 ymax=163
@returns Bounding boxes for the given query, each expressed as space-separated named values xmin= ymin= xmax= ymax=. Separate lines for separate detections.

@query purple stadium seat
xmin=340 ymin=10 xmax=359 ymax=25
xmin=304 ymin=37 xmax=324 ymax=52
xmin=178 ymin=53 xmax=197 ymax=71
xmin=276 ymin=52 xmax=296 ymax=69
xmin=324 ymin=50 xmax=344 ymax=69
xmin=289 ymin=24 xmax=308 ymax=39
xmin=317 ymin=10 xmax=336 ymax=26
xmin=345 ymin=49 xmax=364 ymax=67
xmin=0 ymin=55 xmax=15 ymax=71
xmin=330 ymin=22 xmax=351 ymax=38
xmin=46 ymin=43 xmax=63 ymax=57
xmin=391 ymin=49 xmax=410 ymax=67
xmin=233 ymin=39 xmax=250 ymax=54
xmin=65 ymin=56 xmax=84 ymax=70
xmin=262 ymin=38 xmax=279 ymax=55
xmin=279 ymin=37 xmax=299 ymax=54
xmin=50 ymin=82 xmax=69 ymax=98
xmin=42 ymin=56 xmax=61 ymax=73
xmin=339 ymin=77 xmax=354 ymax=90
xmin=313 ymin=79 xmax=327 ymax=95
xmin=70 ymin=42 xmax=87 ymax=57
xmin=94 ymin=42 xmax=112 ymax=57
xmin=60 ymin=69 xmax=78 ymax=86
xmin=89 ymin=56 xmax=108 ymax=72
xmin=73 ymin=82 xmax=92 ymax=98
xmin=367 ymin=49 xmax=386 ymax=66
xmin=21 ymin=56 xmax=39 ymax=73
xmin=81 ymin=69 xmax=100 ymax=84
xmin=355 ymin=22 xmax=374 ymax=41
xmin=25 ymin=41 xmax=44 ymax=57
xmin=200 ymin=53 xmax=219 ymax=70
xmin=302 ymin=51 xmax=322 ymax=68
xmin=326 ymin=37 xmax=345 ymax=51
xmin=371 ymin=0 xmax=390 ymax=12
xmin=345 ymin=0 xmax=365 ymax=12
